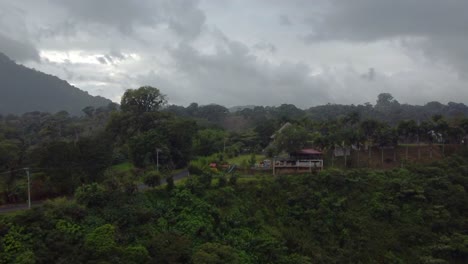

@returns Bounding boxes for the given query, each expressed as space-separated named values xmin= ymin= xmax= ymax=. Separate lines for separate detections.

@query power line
xmin=0 ymin=168 xmax=28 ymax=175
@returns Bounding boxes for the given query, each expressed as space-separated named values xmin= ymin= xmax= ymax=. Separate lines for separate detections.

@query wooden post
xmin=273 ymin=157 xmax=276 ymax=176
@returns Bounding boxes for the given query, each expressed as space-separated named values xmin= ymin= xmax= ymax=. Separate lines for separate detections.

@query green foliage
xmin=217 ymin=175 xmax=227 ymax=187
xmin=229 ymin=174 xmax=238 ymax=186
xmin=275 ymin=124 xmax=309 ymax=153
xmin=143 ymin=170 xmax=162 ymax=187
xmin=147 ymin=232 xmax=192 ymax=263
xmin=188 ymin=156 xmax=211 ymax=175
xmin=193 ymin=129 xmax=226 ymax=156
xmin=166 ymin=175 xmax=175 ymax=191
xmin=248 ymin=153 xmax=256 ymax=167
xmin=123 ymin=245 xmax=150 ymax=264
xmin=75 ymin=182 xmax=107 ymax=207
xmin=193 ymin=242 xmax=241 ymax=264
xmin=128 ymin=129 xmax=168 ymax=168
xmin=0 ymin=225 xmax=36 ymax=264
xmin=120 ymin=86 xmax=167 ymax=114
xmin=1 ymin=154 xmax=467 ymax=263
xmin=84 ymin=224 xmax=117 ymax=257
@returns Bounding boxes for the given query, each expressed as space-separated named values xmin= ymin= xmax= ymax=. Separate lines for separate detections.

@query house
xmin=273 ymin=148 xmax=323 ymax=174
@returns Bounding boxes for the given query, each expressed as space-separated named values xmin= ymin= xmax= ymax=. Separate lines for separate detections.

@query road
xmin=0 ymin=169 xmax=190 ymax=214
xmin=137 ymin=169 xmax=189 ymax=191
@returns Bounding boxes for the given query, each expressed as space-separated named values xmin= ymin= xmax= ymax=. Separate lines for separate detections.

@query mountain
xmin=0 ymin=52 xmax=112 ymax=115
xmin=228 ymin=105 xmax=256 ymax=113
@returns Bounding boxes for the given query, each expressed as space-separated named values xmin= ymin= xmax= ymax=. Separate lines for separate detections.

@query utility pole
xmin=223 ymin=137 xmax=227 ymax=160
xmin=24 ymin=168 xmax=31 ymax=209
xmin=156 ymin=148 xmax=161 ymax=171
xmin=273 ymin=156 xmax=276 ymax=175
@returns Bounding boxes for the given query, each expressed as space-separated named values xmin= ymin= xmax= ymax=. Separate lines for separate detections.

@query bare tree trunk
xmin=406 ymin=145 xmax=409 ymax=160
xmin=368 ymin=142 xmax=372 ymax=167
xmin=331 ymin=152 xmax=334 ymax=167
xmin=344 ymin=147 xmax=347 ymax=168
xmin=357 ymin=147 xmax=360 ymax=168
xmin=393 ymin=147 xmax=397 ymax=162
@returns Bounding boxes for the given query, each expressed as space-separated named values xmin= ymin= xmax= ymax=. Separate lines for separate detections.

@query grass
xmin=110 ymin=162 xmax=134 ymax=173
xmin=227 ymin=154 xmax=267 ymax=165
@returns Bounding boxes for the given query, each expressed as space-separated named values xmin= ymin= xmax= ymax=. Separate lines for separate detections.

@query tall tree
xmin=275 ymin=124 xmax=309 ymax=153
xmin=397 ymin=120 xmax=417 ymax=160
xmin=360 ymin=119 xmax=379 ymax=167
xmin=121 ymin=86 xmax=167 ymax=114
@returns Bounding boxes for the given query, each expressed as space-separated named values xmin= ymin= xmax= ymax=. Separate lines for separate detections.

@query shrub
xmin=75 ymin=183 xmax=107 ymax=207
xmin=143 ymin=171 xmax=162 ymax=187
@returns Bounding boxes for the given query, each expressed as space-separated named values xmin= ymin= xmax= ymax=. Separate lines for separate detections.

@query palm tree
xmin=419 ymin=121 xmax=434 ymax=159
xmin=432 ymin=116 xmax=449 ymax=156
xmin=397 ymin=120 xmax=417 ymax=160
xmin=460 ymin=118 xmax=468 ymax=148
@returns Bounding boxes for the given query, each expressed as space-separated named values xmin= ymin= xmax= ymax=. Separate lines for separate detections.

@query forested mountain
xmin=164 ymin=94 xmax=468 ymax=132
xmin=0 ymin=52 xmax=112 ymax=115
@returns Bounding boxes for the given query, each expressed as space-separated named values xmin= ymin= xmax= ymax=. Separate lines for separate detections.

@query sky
xmin=1 ymin=0 xmax=468 ymax=108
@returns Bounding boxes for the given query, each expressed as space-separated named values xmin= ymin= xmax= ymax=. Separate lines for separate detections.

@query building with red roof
xmin=273 ymin=148 xmax=323 ymax=174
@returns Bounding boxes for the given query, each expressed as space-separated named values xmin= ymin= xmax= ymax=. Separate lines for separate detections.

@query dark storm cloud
xmin=1 ymin=0 xmax=467 ymax=106
xmin=53 ymin=0 xmax=205 ymax=38
xmin=303 ymin=0 xmax=468 ymax=73
xmin=163 ymin=40 xmax=332 ymax=107
xmin=307 ymin=0 xmax=468 ymax=41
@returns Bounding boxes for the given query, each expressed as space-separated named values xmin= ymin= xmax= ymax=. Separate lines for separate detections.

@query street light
xmin=155 ymin=148 xmax=162 ymax=171
xmin=23 ymin=168 xmax=31 ymax=209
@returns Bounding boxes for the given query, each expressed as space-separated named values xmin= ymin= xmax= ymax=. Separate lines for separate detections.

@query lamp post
xmin=156 ymin=148 xmax=162 ymax=171
xmin=24 ymin=168 xmax=31 ymax=209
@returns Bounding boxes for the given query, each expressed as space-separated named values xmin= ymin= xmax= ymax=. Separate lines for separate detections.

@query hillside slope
xmin=0 ymin=52 xmax=112 ymax=115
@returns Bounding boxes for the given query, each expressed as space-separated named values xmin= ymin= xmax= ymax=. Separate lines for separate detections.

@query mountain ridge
xmin=0 ymin=52 xmax=112 ymax=115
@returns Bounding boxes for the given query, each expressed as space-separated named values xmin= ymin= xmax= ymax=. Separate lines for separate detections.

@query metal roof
xmin=294 ymin=148 xmax=322 ymax=155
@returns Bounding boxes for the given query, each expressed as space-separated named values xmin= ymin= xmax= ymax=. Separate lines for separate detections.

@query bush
xmin=75 ymin=183 xmax=107 ymax=207
xmin=229 ymin=174 xmax=238 ymax=186
xmin=84 ymin=224 xmax=117 ymax=257
xmin=192 ymin=242 xmax=241 ymax=264
xmin=188 ymin=159 xmax=210 ymax=175
xmin=166 ymin=175 xmax=174 ymax=191
xmin=123 ymin=245 xmax=150 ymax=263
xmin=143 ymin=171 xmax=162 ymax=187
xmin=218 ymin=176 xmax=227 ymax=188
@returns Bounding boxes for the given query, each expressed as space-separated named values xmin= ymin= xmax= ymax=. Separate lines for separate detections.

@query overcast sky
xmin=1 ymin=0 xmax=468 ymax=107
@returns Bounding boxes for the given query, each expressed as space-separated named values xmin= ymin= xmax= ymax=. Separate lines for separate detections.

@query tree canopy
xmin=121 ymin=86 xmax=167 ymax=114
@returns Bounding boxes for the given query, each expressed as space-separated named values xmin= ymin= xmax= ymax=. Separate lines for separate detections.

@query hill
xmin=0 ymin=52 xmax=112 ymax=115
xmin=1 ymin=154 xmax=467 ymax=263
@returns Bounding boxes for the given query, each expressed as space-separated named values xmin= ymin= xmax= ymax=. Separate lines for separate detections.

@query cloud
xmin=302 ymin=0 xmax=468 ymax=74
xmin=279 ymin=15 xmax=292 ymax=26
xmin=253 ymin=42 xmax=277 ymax=53
xmin=53 ymin=0 xmax=205 ymax=39
xmin=139 ymin=37 xmax=332 ymax=107
xmin=0 ymin=0 xmax=467 ymax=108
xmin=0 ymin=34 xmax=40 ymax=62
